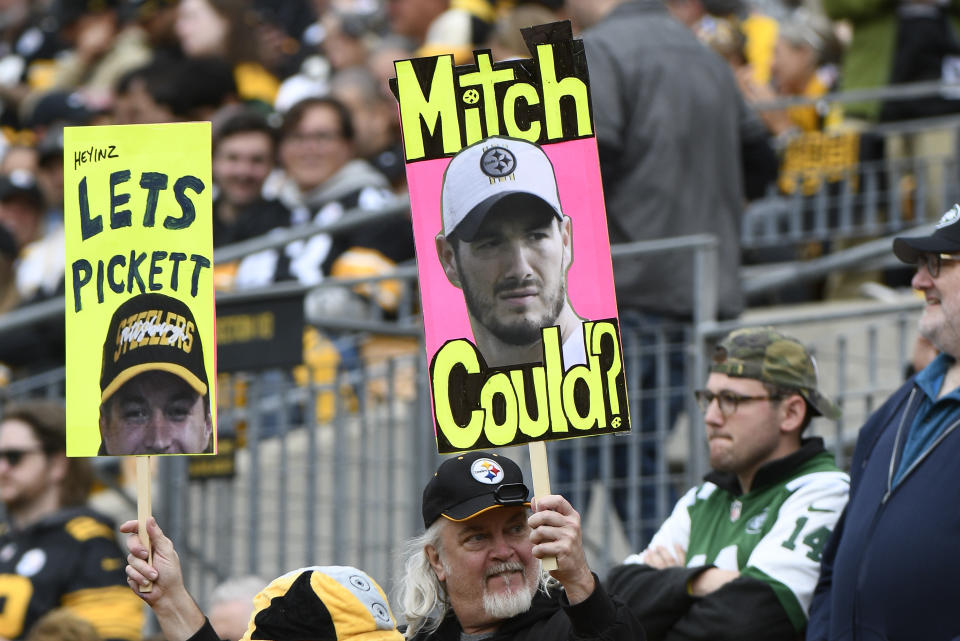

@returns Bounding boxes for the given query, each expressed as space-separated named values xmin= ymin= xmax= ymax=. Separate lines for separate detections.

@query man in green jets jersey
xmin=608 ymin=327 xmax=848 ymax=641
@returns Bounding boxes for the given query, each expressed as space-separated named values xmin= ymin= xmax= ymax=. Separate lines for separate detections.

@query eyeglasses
xmin=284 ymin=130 xmax=343 ymax=145
xmin=917 ymin=253 xmax=960 ymax=278
xmin=693 ymin=389 xmax=781 ymax=417
xmin=0 ymin=448 xmax=43 ymax=467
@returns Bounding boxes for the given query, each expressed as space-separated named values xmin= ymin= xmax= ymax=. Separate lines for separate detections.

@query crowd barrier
xmin=745 ymin=81 xmax=960 ymax=262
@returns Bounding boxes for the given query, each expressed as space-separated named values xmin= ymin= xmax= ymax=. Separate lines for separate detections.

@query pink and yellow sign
xmin=392 ymin=22 xmax=630 ymax=453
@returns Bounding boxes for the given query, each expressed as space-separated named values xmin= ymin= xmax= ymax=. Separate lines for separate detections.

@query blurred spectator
xmin=273 ymin=54 xmax=331 ymax=115
xmin=19 ymin=88 xmax=95 ymax=138
xmin=0 ymin=171 xmax=64 ymax=372
xmin=825 ymin=0 xmax=960 ymax=122
xmin=665 ymin=0 xmax=779 ymax=86
xmin=34 ymin=126 xmax=63 ymax=224
xmin=111 ymin=61 xmax=177 ymax=124
xmin=321 ymin=9 xmax=377 ymax=72
xmin=271 ymin=96 xmax=390 ymax=219
xmin=206 ymin=575 xmax=264 ymax=641
xmin=487 ymin=3 xmax=563 ymax=60
xmin=112 ymin=57 xmax=238 ymax=124
xmin=251 ymin=96 xmax=409 ymax=287
xmin=387 ymin=0 xmax=498 ymax=62
xmin=0 ymin=142 xmax=38 ymax=175
xmin=697 ymin=14 xmax=749 ymax=69
xmin=211 ymin=108 xmax=291 ymax=247
xmin=175 ymin=0 xmax=281 ymax=106
xmin=15 ymin=127 xmax=66 ymax=307
xmin=331 ymin=66 xmax=406 ymax=189
xmin=0 ymin=170 xmax=44 ymax=251
xmin=122 ymin=0 xmax=182 ymax=59
xmin=875 ymin=0 xmax=960 ymax=222
xmin=0 ymin=0 xmax=66 ymax=129
xmin=0 ymin=400 xmax=144 ymax=640
xmin=739 ymin=9 xmax=842 ymax=138
xmin=273 ymin=4 xmax=382 ymax=113
xmin=367 ymin=35 xmax=415 ymax=104
xmin=387 ymin=0 xmax=449 ymax=47
xmin=249 ymin=0 xmax=315 ymax=79
xmin=576 ymin=0 xmax=773 ymax=321
xmin=0 ymin=224 xmax=20 ymax=315
xmin=559 ymin=0 xmax=775 ymax=540
xmin=25 ymin=609 xmax=102 ymax=641
xmin=45 ymin=0 xmax=152 ymax=108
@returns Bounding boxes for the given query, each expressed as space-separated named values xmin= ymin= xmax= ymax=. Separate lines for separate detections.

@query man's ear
xmin=425 ymin=543 xmax=447 ymax=582
xmin=203 ymin=412 xmax=213 ymax=452
xmin=436 ymin=235 xmax=462 ymax=289
xmin=560 ymin=215 xmax=573 ymax=270
xmin=780 ymin=394 xmax=807 ymax=436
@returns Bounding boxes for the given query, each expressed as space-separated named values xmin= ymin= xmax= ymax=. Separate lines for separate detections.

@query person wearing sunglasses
xmin=807 ymin=204 xmax=960 ymax=641
xmin=0 ymin=400 xmax=143 ymax=641
xmin=607 ymin=327 xmax=847 ymax=641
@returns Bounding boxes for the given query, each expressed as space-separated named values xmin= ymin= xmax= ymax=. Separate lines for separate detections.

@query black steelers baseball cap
xmin=100 ymin=293 xmax=208 ymax=404
xmin=422 ymin=451 xmax=530 ymax=528
xmin=893 ymin=203 xmax=960 ymax=264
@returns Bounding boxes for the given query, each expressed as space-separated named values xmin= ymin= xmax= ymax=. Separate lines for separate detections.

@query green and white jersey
xmin=624 ymin=445 xmax=849 ymax=631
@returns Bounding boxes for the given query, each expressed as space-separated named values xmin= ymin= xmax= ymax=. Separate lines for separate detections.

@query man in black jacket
xmin=397 ymin=451 xmax=645 ymax=640
xmin=124 ymin=450 xmax=645 ymax=641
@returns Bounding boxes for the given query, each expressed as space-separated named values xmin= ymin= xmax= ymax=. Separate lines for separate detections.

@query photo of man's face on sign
xmin=98 ymin=293 xmax=213 ymax=455
xmin=392 ymin=31 xmax=630 ymax=453
xmin=435 ymin=136 xmax=584 ymax=369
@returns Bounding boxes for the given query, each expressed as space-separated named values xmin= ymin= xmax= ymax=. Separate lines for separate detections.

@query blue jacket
xmin=807 ymin=367 xmax=960 ymax=641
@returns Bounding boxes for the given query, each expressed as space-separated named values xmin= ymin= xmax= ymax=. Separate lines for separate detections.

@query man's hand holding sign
xmin=391 ymin=21 xmax=629 ymax=578
xmin=64 ymin=123 xmax=217 ymax=591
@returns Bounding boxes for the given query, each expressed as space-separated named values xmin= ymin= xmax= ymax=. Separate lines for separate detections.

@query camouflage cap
xmin=711 ymin=327 xmax=840 ymax=419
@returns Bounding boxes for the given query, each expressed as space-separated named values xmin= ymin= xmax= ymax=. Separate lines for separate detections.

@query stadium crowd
xmin=0 ymin=0 xmax=954 ymax=377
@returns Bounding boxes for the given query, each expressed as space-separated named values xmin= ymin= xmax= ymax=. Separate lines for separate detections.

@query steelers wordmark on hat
xmin=112 ymin=308 xmax=195 ymax=361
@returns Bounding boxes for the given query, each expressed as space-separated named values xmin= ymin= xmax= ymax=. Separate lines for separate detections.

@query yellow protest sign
xmin=64 ymin=123 xmax=216 ymax=457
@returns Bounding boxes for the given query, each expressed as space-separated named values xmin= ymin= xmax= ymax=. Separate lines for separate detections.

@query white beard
xmin=480 ymin=561 xmax=538 ymax=619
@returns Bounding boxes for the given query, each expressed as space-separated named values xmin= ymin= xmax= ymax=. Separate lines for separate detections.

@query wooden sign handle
xmin=528 ymin=440 xmax=558 ymax=572
xmin=136 ymin=456 xmax=154 ymax=593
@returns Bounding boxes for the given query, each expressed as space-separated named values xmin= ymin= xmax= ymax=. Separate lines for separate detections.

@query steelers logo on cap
xmin=937 ymin=203 xmax=960 ymax=229
xmin=470 ymin=458 xmax=504 ymax=484
xmin=480 ymin=147 xmax=516 ymax=178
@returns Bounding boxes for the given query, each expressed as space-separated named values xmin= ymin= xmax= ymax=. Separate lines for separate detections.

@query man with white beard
xmin=396 ymin=451 xmax=645 ymax=640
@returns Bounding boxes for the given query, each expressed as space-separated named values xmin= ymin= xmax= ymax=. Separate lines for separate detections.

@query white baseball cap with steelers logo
xmin=440 ymin=136 xmax=564 ymax=242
